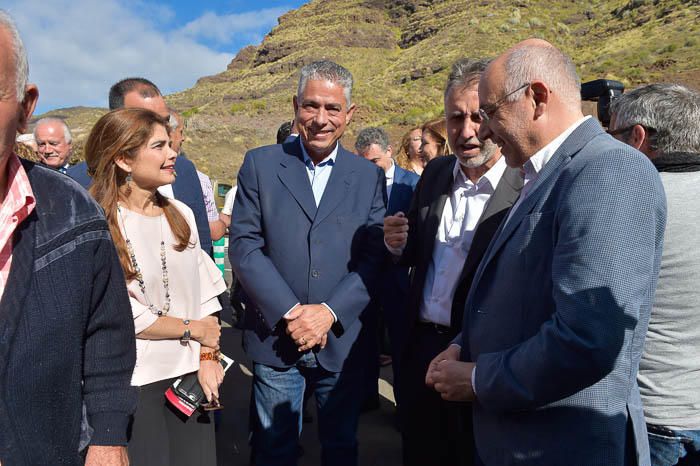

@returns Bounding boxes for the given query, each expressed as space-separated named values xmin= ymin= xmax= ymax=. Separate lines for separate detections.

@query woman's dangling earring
xmin=125 ymin=172 xmax=133 ymax=196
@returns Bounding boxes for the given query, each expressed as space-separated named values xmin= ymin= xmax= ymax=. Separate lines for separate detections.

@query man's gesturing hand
xmin=384 ymin=211 xmax=409 ymax=250
xmin=284 ymin=304 xmax=334 ymax=352
xmin=425 ymin=344 xmax=461 ymax=387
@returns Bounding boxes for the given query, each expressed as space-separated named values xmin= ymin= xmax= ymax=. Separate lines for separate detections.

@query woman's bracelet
xmin=200 ymin=350 xmax=221 ymax=361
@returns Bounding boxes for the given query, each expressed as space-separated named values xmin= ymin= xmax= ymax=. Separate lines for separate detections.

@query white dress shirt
xmin=419 ymin=157 xmax=507 ymax=326
xmin=505 ymin=116 xmax=591 ymax=225
xmin=385 ymin=160 xmax=396 ymax=200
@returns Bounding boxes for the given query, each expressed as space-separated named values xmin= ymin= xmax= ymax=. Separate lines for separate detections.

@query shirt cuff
xmin=321 ymin=302 xmax=338 ymax=323
xmin=471 ymin=365 xmax=478 ymax=398
xmin=384 ymin=238 xmax=404 ymax=256
xmin=283 ymin=303 xmax=300 ymax=318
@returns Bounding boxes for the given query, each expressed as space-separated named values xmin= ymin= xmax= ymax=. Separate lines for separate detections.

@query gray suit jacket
xmin=462 ymin=118 xmax=666 ymax=465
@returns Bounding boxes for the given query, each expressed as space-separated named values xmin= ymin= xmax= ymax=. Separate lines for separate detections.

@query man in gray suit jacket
xmin=427 ymin=39 xmax=666 ymax=466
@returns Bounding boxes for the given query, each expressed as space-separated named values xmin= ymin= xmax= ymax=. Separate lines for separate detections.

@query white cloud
xmin=4 ymin=0 xmax=237 ymax=113
xmin=180 ymin=7 xmax=289 ymax=45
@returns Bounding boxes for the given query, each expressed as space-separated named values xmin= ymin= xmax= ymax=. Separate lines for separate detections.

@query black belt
xmin=416 ymin=321 xmax=452 ymax=335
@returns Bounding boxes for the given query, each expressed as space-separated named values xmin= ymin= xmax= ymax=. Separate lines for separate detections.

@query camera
xmin=581 ymin=79 xmax=625 ymax=127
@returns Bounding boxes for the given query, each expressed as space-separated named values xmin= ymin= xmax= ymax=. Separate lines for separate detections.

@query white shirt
xmin=222 ymin=186 xmax=237 ymax=216
xmin=385 ymin=160 xmax=396 ymax=200
xmin=418 ymin=157 xmax=507 ymax=326
xmin=505 ymin=116 xmax=591 ymax=225
xmin=300 ymin=139 xmax=338 ymax=206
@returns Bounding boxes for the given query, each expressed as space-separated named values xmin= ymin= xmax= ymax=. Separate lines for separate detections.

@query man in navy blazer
xmin=229 ymin=61 xmax=386 ymax=466
xmin=354 ymin=126 xmax=418 ymax=409
xmin=427 ymin=40 xmax=666 ymax=466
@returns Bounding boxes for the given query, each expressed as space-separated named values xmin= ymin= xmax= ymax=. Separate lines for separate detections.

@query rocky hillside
xmin=35 ymin=0 xmax=700 ymax=185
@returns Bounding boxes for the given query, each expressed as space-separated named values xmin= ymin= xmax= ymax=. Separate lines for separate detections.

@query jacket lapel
xmin=473 ymin=118 xmax=605 ymax=286
xmin=312 ymin=147 xmax=355 ymax=227
xmin=387 ymin=166 xmax=410 ymax=215
xmin=277 ymin=140 xmax=318 ymax=222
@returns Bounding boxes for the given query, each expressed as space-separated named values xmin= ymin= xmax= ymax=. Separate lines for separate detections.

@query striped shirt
xmin=0 ymin=153 xmax=36 ymax=298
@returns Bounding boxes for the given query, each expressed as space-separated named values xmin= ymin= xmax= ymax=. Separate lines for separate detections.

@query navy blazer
xmin=387 ymin=164 xmax=419 ymax=216
xmin=229 ymin=140 xmax=387 ymax=372
xmin=462 ymin=118 xmax=666 ymax=466
xmin=0 ymin=160 xmax=137 ymax=465
xmin=67 ymin=156 xmax=212 ymax=255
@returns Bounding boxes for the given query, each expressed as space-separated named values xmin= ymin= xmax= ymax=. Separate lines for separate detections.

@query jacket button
xmin=311 ymin=270 xmax=320 ymax=278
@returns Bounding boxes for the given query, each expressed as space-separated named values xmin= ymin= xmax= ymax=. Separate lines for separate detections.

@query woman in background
xmin=420 ymin=118 xmax=450 ymax=162
xmin=395 ymin=126 xmax=424 ymax=175
xmin=85 ymin=108 xmax=226 ymax=466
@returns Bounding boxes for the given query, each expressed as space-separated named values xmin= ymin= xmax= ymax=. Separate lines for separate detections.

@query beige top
xmin=119 ymin=199 xmax=225 ymax=386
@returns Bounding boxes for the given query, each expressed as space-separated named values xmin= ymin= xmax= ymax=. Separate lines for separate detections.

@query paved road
xmin=215 ymin=251 xmax=402 ymax=466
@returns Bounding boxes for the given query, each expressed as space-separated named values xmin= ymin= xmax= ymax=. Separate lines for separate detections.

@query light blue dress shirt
xmin=299 ymin=139 xmax=338 ymax=207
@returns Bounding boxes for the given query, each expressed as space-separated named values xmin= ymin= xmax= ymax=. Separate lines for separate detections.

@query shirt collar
xmin=299 ymin=138 xmax=338 ymax=168
xmin=452 ymin=155 xmax=507 ymax=191
xmin=385 ymin=159 xmax=395 ymax=181
xmin=2 ymin=152 xmax=36 ymax=220
xmin=523 ymin=116 xmax=591 ymax=178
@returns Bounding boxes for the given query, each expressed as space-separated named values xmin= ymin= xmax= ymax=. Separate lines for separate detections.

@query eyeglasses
xmin=478 ymin=82 xmax=530 ymax=124
xmin=606 ymin=124 xmax=656 ymax=136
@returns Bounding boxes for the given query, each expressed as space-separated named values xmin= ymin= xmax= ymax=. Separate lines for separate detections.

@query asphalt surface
xmin=214 ymin=252 xmax=402 ymax=466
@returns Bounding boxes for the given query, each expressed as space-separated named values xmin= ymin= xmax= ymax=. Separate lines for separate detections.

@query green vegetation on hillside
xmin=35 ymin=0 xmax=700 ymax=184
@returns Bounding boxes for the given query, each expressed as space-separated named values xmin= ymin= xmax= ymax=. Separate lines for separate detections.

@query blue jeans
xmin=252 ymin=352 xmax=365 ymax=466
xmin=648 ymin=424 xmax=700 ymax=466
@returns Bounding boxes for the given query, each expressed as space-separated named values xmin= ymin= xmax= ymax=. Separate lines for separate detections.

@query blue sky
xmin=5 ymin=0 xmax=308 ymax=114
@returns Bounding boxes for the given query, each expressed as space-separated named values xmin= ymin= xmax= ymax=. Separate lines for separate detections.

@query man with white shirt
xmin=426 ymin=39 xmax=666 ymax=466
xmin=383 ymin=57 xmax=522 ymax=466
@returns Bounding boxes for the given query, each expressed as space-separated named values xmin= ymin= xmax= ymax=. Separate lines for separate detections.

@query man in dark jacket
xmin=0 ymin=10 xmax=136 ymax=465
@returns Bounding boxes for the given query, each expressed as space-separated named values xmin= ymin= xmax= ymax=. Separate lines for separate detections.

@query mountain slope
xmin=36 ymin=0 xmax=700 ymax=184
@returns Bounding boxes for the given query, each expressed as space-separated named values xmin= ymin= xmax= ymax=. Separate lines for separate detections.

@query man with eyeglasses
xmin=609 ymin=83 xmax=700 ymax=466
xmin=426 ymin=39 xmax=666 ymax=466
xmin=384 ymin=57 xmax=522 ymax=466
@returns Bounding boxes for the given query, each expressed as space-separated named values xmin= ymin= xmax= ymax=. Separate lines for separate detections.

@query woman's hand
xmin=191 ymin=317 xmax=220 ymax=349
xmin=198 ymin=358 xmax=224 ymax=402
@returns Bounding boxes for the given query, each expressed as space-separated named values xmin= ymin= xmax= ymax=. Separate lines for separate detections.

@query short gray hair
xmin=33 ymin=117 xmax=73 ymax=143
xmin=503 ymin=44 xmax=581 ymax=109
xmin=444 ymin=58 xmax=491 ymax=100
xmin=297 ymin=60 xmax=353 ymax=107
xmin=355 ymin=127 xmax=390 ymax=154
xmin=610 ymin=83 xmax=700 ymax=154
xmin=0 ymin=9 xmax=29 ymax=101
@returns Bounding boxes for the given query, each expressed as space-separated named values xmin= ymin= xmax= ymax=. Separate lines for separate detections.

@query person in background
xmin=85 ymin=107 xmax=226 ymax=466
xmin=395 ymin=126 xmax=424 ymax=175
xmin=609 ymin=83 xmax=700 ymax=466
xmin=169 ymin=109 xmax=226 ymax=241
xmin=420 ymin=118 xmax=450 ymax=162
xmin=0 ymin=10 xmax=136 ymax=465
xmin=33 ymin=117 xmax=73 ymax=173
xmin=355 ymin=126 xmax=418 ymax=412
xmin=276 ymin=120 xmax=298 ymax=144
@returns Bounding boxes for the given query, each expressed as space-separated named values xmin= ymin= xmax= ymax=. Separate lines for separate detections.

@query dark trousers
xmin=128 ymin=377 xmax=216 ymax=466
xmin=398 ymin=324 xmax=474 ymax=466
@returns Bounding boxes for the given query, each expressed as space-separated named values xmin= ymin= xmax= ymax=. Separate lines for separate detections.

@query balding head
xmin=109 ymin=77 xmax=169 ymax=119
xmin=478 ymin=39 xmax=584 ymax=167
xmin=0 ymin=10 xmax=38 ymax=167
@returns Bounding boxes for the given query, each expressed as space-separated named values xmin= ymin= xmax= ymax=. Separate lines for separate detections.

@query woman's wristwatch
xmin=180 ymin=319 xmax=191 ymax=346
